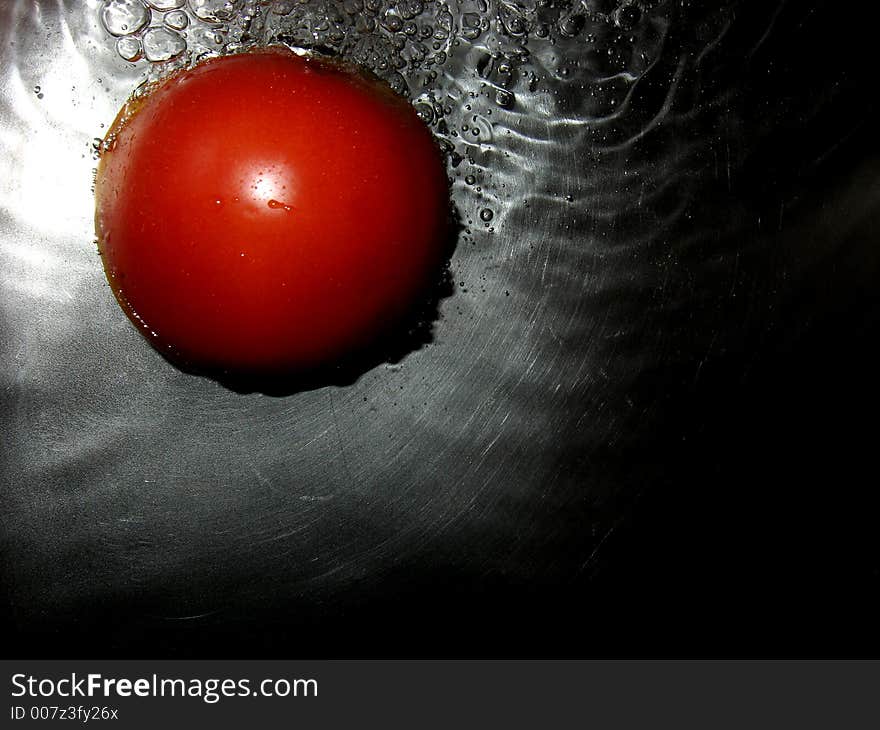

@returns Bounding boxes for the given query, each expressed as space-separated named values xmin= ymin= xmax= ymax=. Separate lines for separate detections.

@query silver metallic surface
xmin=3 ymin=1 xmax=880 ymax=654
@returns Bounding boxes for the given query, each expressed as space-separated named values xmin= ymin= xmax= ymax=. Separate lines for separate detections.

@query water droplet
xmin=267 ymin=199 xmax=294 ymax=212
xmin=147 ymin=0 xmax=184 ymax=9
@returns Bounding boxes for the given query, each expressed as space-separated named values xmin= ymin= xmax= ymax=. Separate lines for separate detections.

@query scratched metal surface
xmin=2 ymin=0 xmax=880 ymax=656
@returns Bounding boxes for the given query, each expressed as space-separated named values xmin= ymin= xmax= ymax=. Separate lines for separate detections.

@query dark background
xmin=3 ymin=0 xmax=880 ymax=657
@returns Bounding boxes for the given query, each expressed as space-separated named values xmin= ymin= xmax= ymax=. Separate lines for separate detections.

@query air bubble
xmin=499 ymin=4 xmax=528 ymax=37
xmin=494 ymin=89 xmax=514 ymax=108
xmin=587 ymin=0 xmax=619 ymax=14
xmin=142 ymin=27 xmax=187 ymax=61
xmin=355 ymin=15 xmax=376 ymax=32
xmin=464 ymin=174 xmax=476 ymax=185
xmin=414 ymin=102 xmax=435 ymax=124
xmin=616 ymin=4 xmax=642 ymax=30
xmin=461 ymin=13 xmax=482 ymax=40
xmin=164 ymin=9 xmax=189 ymax=29
xmin=398 ymin=0 xmax=424 ymax=20
xmin=101 ymin=0 xmax=150 ymax=37
xmin=188 ymin=0 xmax=241 ymax=23
xmin=559 ymin=14 xmax=585 ymax=38
xmin=147 ymin=0 xmax=184 ymax=9
xmin=384 ymin=71 xmax=407 ymax=95
xmin=190 ymin=25 xmax=225 ymax=46
xmin=505 ymin=15 xmax=526 ymax=35
xmin=380 ymin=12 xmax=403 ymax=32
xmin=471 ymin=114 xmax=493 ymax=143
xmin=116 ymin=36 xmax=144 ymax=61
xmin=271 ymin=0 xmax=297 ymax=14
xmin=479 ymin=208 xmax=493 ymax=222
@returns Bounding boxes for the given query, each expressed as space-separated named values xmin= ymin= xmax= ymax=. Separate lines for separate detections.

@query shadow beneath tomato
xmin=202 ymin=210 xmax=462 ymax=397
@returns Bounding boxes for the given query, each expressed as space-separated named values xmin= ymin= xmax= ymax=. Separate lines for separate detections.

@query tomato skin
xmin=95 ymin=49 xmax=449 ymax=375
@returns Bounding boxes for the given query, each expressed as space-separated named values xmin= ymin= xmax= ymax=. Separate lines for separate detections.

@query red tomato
xmin=95 ymin=48 xmax=449 ymax=376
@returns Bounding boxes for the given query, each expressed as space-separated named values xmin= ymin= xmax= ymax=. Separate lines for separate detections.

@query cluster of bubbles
xmin=100 ymin=0 xmax=666 ymax=102
xmin=98 ymin=0 xmax=672 ymax=229
xmin=101 ymin=0 xmax=187 ymax=62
